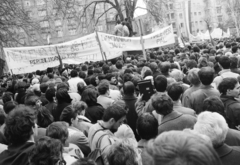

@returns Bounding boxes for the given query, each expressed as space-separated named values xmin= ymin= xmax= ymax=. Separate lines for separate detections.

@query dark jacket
xmin=122 ymin=95 xmax=140 ymax=141
xmin=158 ymin=111 xmax=196 ymax=135
xmin=52 ymin=102 xmax=71 ymax=121
xmin=39 ymin=93 xmax=48 ymax=106
xmin=226 ymin=129 xmax=240 ymax=146
xmin=215 ymin=144 xmax=240 ymax=165
xmin=0 ymin=142 xmax=34 ymax=165
xmin=85 ymin=103 xmax=104 ymax=124
xmin=221 ymin=95 xmax=240 ymax=130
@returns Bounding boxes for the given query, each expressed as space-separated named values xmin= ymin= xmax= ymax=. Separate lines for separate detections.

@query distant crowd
xmin=1 ymin=38 xmax=240 ymax=165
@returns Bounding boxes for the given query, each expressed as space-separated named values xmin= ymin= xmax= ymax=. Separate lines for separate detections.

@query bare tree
xmin=0 ymin=0 xmax=39 ymax=47
xmin=221 ymin=0 xmax=240 ymax=36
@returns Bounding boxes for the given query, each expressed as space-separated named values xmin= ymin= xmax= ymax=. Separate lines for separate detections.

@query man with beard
xmin=88 ymin=104 xmax=127 ymax=161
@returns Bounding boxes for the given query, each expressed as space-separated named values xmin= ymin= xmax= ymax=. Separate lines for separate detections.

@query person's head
xmin=186 ymin=60 xmax=198 ymax=70
xmin=123 ymin=81 xmax=135 ymax=96
xmin=160 ymin=62 xmax=171 ymax=75
xmin=194 ymin=111 xmax=228 ymax=148
xmin=116 ymin=60 xmax=123 ymax=70
xmin=167 ymin=82 xmax=184 ymax=101
xmin=230 ymin=56 xmax=239 ymax=69
xmin=37 ymin=106 xmax=54 ymax=128
xmin=29 ymin=136 xmax=64 ymax=165
xmin=154 ymin=75 xmax=167 ymax=92
xmin=203 ymin=96 xmax=226 ymax=118
xmin=56 ymin=88 xmax=72 ymax=103
xmin=72 ymin=101 xmax=88 ymax=116
xmin=218 ymin=77 xmax=239 ymax=97
xmin=3 ymin=101 xmax=17 ymax=114
xmin=24 ymin=94 xmax=42 ymax=109
xmin=107 ymin=141 xmax=141 ymax=165
xmin=40 ymin=83 xmax=48 ymax=94
xmin=45 ymin=88 xmax=56 ymax=103
xmin=170 ymin=69 xmax=184 ymax=82
xmin=2 ymin=92 xmax=13 ymax=104
xmin=60 ymin=105 xmax=79 ymax=127
xmin=0 ymin=108 xmax=6 ymax=126
xmin=187 ymin=68 xmax=201 ymax=86
xmin=70 ymin=70 xmax=78 ymax=78
xmin=98 ymin=81 xmax=110 ymax=95
xmin=218 ymin=56 xmax=231 ymax=69
xmin=72 ymin=158 xmax=96 ymax=165
xmin=149 ymin=62 xmax=158 ymax=72
xmin=232 ymin=45 xmax=239 ymax=53
xmin=198 ymin=67 xmax=215 ymax=85
xmin=46 ymin=122 xmax=69 ymax=145
xmin=4 ymin=105 xmax=36 ymax=145
xmin=137 ymin=113 xmax=158 ymax=140
xmin=102 ymin=64 xmax=110 ymax=74
xmin=146 ymin=130 xmax=222 ymax=165
xmin=102 ymin=104 xmax=127 ymax=133
xmin=81 ymin=88 xmax=98 ymax=106
xmin=151 ymin=93 xmax=173 ymax=115
xmin=79 ymin=71 xmax=87 ymax=79
xmin=57 ymin=82 xmax=69 ymax=91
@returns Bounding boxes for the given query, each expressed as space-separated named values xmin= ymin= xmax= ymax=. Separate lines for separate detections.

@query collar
xmin=220 ymin=95 xmax=237 ymax=100
xmin=98 ymin=95 xmax=111 ymax=99
xmin=173 ymin=100 xmax=182 ymax=107
xmin=161 ymin=111 xmax=183 ymax=126
xmin=215 ymin=144 xmax=233 ymax=158
xmin=199 ymin=84 xmax=214 ymax=89
xmin=219 ymin=69 xmax=231 ymax=75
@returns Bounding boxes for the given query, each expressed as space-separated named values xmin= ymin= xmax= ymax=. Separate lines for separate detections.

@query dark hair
xmin=187 ymin=60 xmax=197 ymax=69
xmin=46 ymin=122 xmax=69 ymax=144
xmin=105 ymin=73 xmax=115 ymax=81
xmin=151 ymin=93 xmax=173 ymax=115
xmin=102 ymin=104 xmax=127 ymax=122
xmin=137 ymin=113 xmax=158 ymax=140
xmin=37 ymin=106 xmax=54 ymax=128
xmin=2 ymin=92 xmax=13 ymax=104
xmin=198 ymin=67 xmax=215 ymax=85
xmin=218 ymin=56 xmax=230 ymax=69
xmin=98 ymin=81 xmax=110 ymax=95
xmin=40 ymin=83 xmax=48 ymax=93
xmin=24 ymin=95 xmax=40 ymax=107
xmin=81 ymin=88 xmax=98 ymax=106
xmin=218 ymin=78 xmax=238 ymax=95
xmin=123 ymin=73 xmax=133 ymax=83
xmin=123 ymin=81 xmax=135 ymax=95
xmin=160 ymin=62 xmax=171 ymax=75
xmin=60 ymin=105 xmax=78 ymax=125
xmin=167 ymin=83 xmax=184 ymax=101
xmin=47 ymin=67 xmax=53 ymax=73
xmin=0 ymin=108 xmax=6 ymax=126
xmin=45 ymin=88 xmax=56 ymax=102
xmin=4 ymin=105 xmax=36 ymax=144
xmin=3 ymin=101 xmax=17 ymax=114
xmin=72 ymin=158 xmax=96 ymax=165
xmin=102 ymin=64 xmax=110 ymax=74
xmin=79 ymin=71 xmax=87 ymax=79
xmin=116 ymin=61 xmax=123 ymax=69
xmin=71 ymin=70 xmax=78 ymax=78
xmin=56 ymin=88 xmax=72 ymax=103
xmin=81 ymin=65 xmax=88 ymax=71
xmin=232 ymin=45 xmax=239 ymax=53
xmin=29 ymin=136 xmax=63 ymax=165
xmin=203 ymin=96 xmax=226 ymax=119
xmin=57 ymin=82 xmax=69 ymax=91
xmin=230 ymin=56 xmax=238 ymax=69
xmin=154 ymin=75 xmax=167 ymax=92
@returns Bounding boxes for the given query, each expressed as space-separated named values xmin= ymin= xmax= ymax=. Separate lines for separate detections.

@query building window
xmin=57 ymin=30 xmax=63 ymax=37
xmin=217 ymin=7 xmax=221 ymax=14
xmin=181 ymin=23 xmax=184 ymax=27
xmin=179 ymin=13 xmax=183 ymax=19
xmin=68 ymin=18 xmax=76 ymax=25
xmin=24 ymin=1 xmax=31 ymax=7
xmin=218 ymin=16 xmax=223 ymax=22
xmin=195 ymin=21 xmax=198 ymax=27
xmin=37 ymin=0 xmax=45 ymax=6
xmin=69 ymin=29 xmax=76 ymax=35
xmin=172 ymin=23 xmax=176 ymax=28
xmin=38 ymin=10 xmax=47 ymax=17
xmin=167 ymin=14 xmax=170 ymax=20
xmin=171 ymin=13 xmax=175 ymax=19
xmin=200 ymin=21 xmax=203 ymax=25
xmin=98 ymin=26 xmax=103 ymax=31
xmin=169 ymin=4 xmax=173 ymax=10
xmin=199 ymin=12 xmax=201 ymax=15
xmin=194 ymin=12 xmax=197 ymax=16
xmin=55 ymin=20 xmax=62 ymax=27
xmin=40 ymin=21 xmax=49 ymax=28
xmin=191 ymin=22 xmax=194 ymax=27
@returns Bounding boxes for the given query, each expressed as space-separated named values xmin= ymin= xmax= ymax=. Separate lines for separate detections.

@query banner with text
xmin=98 ymin=25 xmax=175 ymax=52
xmin=4 ymin=33 xmax=121 ymax=74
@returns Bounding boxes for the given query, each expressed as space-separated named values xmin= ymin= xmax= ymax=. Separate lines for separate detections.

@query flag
xmin=134 ymin=0 xmax=148 ymax=18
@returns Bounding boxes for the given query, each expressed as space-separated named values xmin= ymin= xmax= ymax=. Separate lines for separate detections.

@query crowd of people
xmin=1 ymin=38 xmax=240 ymax=165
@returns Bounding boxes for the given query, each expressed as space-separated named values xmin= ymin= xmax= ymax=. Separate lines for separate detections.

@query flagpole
xmin=95 ymin=30 xmax=106 ymax=62
xmin=138 ymin=19 xmax=147 ymax=60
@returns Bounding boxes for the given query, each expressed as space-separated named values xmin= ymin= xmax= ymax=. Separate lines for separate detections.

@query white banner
xmin=4 ymin=33 xmax=121 ymax=74
xmin=98 ymin=25 xmax=175 ymax=52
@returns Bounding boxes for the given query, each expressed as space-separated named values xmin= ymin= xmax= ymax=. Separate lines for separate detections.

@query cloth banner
xmin=98 ymin=25 xmax=175 ymax=52
xmin=4 ymin=33 xmax=121 ymax=74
